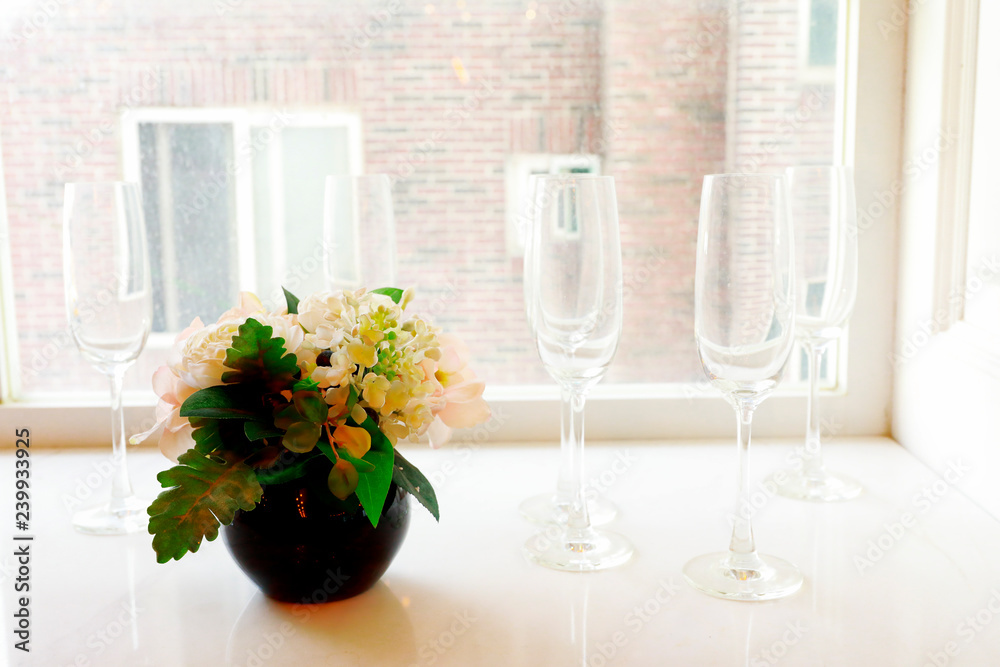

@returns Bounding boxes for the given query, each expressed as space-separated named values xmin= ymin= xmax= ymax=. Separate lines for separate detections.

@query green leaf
xmin=180 ymin=385 xmax=263 ymax=420
xmin=255 ymin=451 xmax=322 ymax=485
xmin=283 ymin=287 xmax=300 ymax=314
xmin=340 ymin=449 xmax=377 ymax=474
xmin=293 ymin=390 xmax=327 ymax=423
xmin=327 ymin=459 xmax=360 ymax=500
xmin=244 ymin=421 xmax=284 ymax=441
xmin=221 ymin=318 xmax=300 ymax=390
xmin=148 ymin=450 xmax=262 ymax=563
xmin=370 ymin=287 xmax=404 ymax=304
xmin=315 ymin=440 xmax=375 ymax=473
xmin=354 ymin=417 xmax=394 ymax=528
xmin=345 ymin=385 xmax=359 ymax=413
xmin=190 ymin=418 xmax=224 ymax=455
xmin=392 ymin=448 xmax=439 ymax=521
xmin=293 ymin=377 xmax=320 ymax=393
xmin=282 ymin=421 xmax=321 ymax=453
xmin=338 ymin=449 xmax=376 ymax=474
xmin=315 ymin=440 xmax=338 ymax=464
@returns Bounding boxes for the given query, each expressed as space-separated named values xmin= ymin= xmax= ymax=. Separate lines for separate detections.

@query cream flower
xmin=170 ymin=310 xmax=303 ymax=390
xmin=360 ymin=372 xmax=391 ymax=409
xmin=138 ymin=293 xmax=306 ymax=461
xmin=310 ymin=351 xmax=354 ymax=389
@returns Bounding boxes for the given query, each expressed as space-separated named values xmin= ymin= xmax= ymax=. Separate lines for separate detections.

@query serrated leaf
xmin=392 ymin=448 xmax=439 ymax=521
xmin=255 ymin=451 xmax=322 ymax=485
xmin=244 ymin=421 xmax=284 ymax=441
xmin=283 ymin=287 xmax=300 ymax=314
xmin=221 ymin=318 xmax=300 ymax=390
xmin=180 ymin=385 xmax=263 ymax=420
xmin=147 ymin=450 xmax=262 ymax=563
xmin=189 ymin=418 xmax=224 ymax=455
xmin=293 ymin=377 xmax=320 ymax=393
xmin=370 ymin=287 xmax=404 ymax=304
xmin=354 ymin=417 xmax=394 ymax=528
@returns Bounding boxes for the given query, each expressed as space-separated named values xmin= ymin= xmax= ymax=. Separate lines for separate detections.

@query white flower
xmin=169 ymin=297 xmax=303 ymax=390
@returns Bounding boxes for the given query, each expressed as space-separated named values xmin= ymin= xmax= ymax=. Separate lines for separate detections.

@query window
xmin=504 ymin=153 xmax=600 ymax=258
xmin=802 ymin=0 xmax=840 ymax=70
xmin=0 ymin=0 xmax=903 ymax=442
xmin=893 ymin=0 xmax=1000 ymax=519
xmin=122 ymin=109 xmax=362 ymax=335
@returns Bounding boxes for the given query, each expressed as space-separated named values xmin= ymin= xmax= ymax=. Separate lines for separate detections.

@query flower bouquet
xmin=138 ymin=287 xmax=489 ymax=565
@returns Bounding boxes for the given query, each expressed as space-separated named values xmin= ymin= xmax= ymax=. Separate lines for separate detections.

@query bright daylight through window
xmin=1 ymin=0 xmax=841 ymax=398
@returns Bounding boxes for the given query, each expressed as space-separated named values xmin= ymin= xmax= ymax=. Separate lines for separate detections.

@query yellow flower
xmin=333 ymin=424 xmax=371 ymax=459
xmin=347 ymin=341 xmax=377 ymax=368
xmin=361 ymin=373 xmax=391 ymax=409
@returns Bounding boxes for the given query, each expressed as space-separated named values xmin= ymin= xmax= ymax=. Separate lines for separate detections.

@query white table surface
xmin=2 ymin=437 xmax=999 ymax=666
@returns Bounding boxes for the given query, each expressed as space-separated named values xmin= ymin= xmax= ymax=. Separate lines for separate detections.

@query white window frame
xmin=0 ymin=0 xmax=905 ymax=447
xmin=893 ymin=0 xmax=1000 ymax=520
xmin=120 ymin=107 xmax=364 ymax=348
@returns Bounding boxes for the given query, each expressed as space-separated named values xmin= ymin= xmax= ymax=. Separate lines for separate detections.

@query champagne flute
xmin=63 ymin=182 xmax=153 ymax=535
xmin=519 ymin=174 xmax=617 ymax=527
xmin=683 ymin=173 xmax=802 ymax=600
xmin=776 ymin=166 xmax=862 ymax=501
xmin=523 ymin=175 xmax=633 ymax=571
xmin=323 ymin=175 xmax=397 ymax=291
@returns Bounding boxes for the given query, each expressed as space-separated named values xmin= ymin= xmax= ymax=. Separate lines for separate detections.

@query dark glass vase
xmin=222 ymin=466 xmax=410 ymax=604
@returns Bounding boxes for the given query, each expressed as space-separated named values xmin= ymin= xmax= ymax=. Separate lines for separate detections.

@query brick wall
xmin=1 ymin=0 xmax=836 ymax=395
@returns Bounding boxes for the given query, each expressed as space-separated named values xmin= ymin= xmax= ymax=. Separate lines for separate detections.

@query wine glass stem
xmin=803 ymin=340 xmax=826 ymax=480
xmin=555 ymin=388 xmax=574 ymax=509
xmin=108 ymin=365 xmax=136 ymax=512
xmin=563 ymin=386 xmax=592 ymax=534
xmin=728 ymin=401 xmax=761 ymax=569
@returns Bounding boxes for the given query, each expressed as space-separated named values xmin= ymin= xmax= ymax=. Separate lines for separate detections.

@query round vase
xmin=222 ymin=470 xmax=410 ymax=603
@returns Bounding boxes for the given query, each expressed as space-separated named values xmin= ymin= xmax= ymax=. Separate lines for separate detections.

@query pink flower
xmin=130 ymin=319 xmax=204 ymax=461
xmin=215 ymin=292 xmax=265 ymax=322
xmin=422 ymin=334 xmax=490 ymax=448
xmin=151 ymin=365 xmax=198 ymax=461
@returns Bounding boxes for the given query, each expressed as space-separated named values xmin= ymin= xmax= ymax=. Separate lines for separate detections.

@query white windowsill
xmin=3 ymin=437 xmax=998 ymax=664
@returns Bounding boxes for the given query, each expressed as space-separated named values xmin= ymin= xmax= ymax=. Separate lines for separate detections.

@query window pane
xmin=254 ymin=125 xmax=352 ymax=302
xmin=140 ymin=123 xmax=238 ymax=332
xmin=808 ymin=0 xmax=839 ymax=68
xmin=2 ymin=0 xmax=841 ymax=396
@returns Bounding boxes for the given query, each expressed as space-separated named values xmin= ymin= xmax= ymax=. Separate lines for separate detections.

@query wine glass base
xmin=683 ymin=552 xmax=803 ymax=601
xmin=518 ymin=493 xmax=617 ymax=526
xmin=73 ymin=497 xmax=149 ymax=535
xmin=775 ymin=469 xmax=863 ymax=502
xmin=523 ymin=528 xmax=634 ymax=572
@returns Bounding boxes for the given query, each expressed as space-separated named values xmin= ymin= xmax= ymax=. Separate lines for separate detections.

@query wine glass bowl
xmin=775 ymin=165 xmax=862 ymax=502
xmin=518 ymin=173 xmax=618 ymax=527
xmin=63 ymin=181 xmax=153 ymax=535
xmin=683 ymin=173 xmax=802 ymax=601
xmin=522 ymin=175 xmax=633 ymax=571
